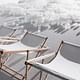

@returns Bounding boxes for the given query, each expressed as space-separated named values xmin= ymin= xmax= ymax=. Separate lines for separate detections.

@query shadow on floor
xmin=0 ymin=71 xmax=15 ymax=80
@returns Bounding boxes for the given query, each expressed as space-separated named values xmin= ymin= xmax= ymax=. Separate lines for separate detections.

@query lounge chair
xmin=0 ymin=32 xmax=49 ymax=80
xmin=0 ymin=26 xmax=25 ymax=44
xmin=27 ymin=40 xmax=80 ymax=80
xmin=0 ymin=26 xmax=26 ymax=67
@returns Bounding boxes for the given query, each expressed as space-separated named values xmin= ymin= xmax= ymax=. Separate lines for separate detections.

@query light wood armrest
xmin=0 ymin=37 xmax=20 ymax=41
xmin=0 ymin=39 xmax=18 ymax=42
xmin=28 ymin=47 xmax=49 ymax=52
xmin=27 ymin=52 xmax=56 ymax=64
xmin=3 ymin=50 xmax=27 ymax=54
xmin=3 ymin=48 xmax=49 ymax=54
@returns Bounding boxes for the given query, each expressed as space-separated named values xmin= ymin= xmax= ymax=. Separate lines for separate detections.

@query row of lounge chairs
xmin=0 ymin=26 xmax=80 ymax=80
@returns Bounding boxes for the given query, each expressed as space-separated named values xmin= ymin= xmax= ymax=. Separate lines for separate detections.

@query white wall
xmin=0 ymin=0 xmax=19 ymax=5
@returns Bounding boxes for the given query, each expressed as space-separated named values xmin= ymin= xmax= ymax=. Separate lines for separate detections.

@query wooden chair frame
xmin=0 ymin=32 xmax=49 ymax=80
xmin=0 ymin=47 xmax=49 ymax=80
xmin=0 ymin=27 xmax=25 ymax=69
xmin=0 ymin=26 xmax=22 ymax=44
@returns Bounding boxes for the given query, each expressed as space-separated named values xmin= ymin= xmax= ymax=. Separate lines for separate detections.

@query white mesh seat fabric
xmin=28 ymin=41 xmax=80 ymax=80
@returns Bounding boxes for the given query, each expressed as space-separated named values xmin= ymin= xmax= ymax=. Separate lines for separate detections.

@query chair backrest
xmin=21 ymin=32 xmax=47 ymax=48
xmin=23 ymin=22 xmax=38 ymax=33
xmin=0 ymin=26 xmax=16 ymax=36
xmin=60 ymin=41 xmax=80 ymax=64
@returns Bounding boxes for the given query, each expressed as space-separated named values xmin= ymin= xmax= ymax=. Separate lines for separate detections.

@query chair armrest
xmin=28 ymin=63 xmax=75 ymax=80
xmin=28 ymin=47 xmax=49 ymax=52
xmin=0 ymin=39 xmax=18 ymax=43
xmin=27 ymin=52 xmax=56 ymax=64
xmin=0 ymin=37 xmax=20 ymax=41
xmin=3 ymin=48 xmax=49 ymax=54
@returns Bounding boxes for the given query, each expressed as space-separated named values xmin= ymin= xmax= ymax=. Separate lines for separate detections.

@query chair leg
xmin=0 ymin=54 xmax=2 ymax=69
xmin=44 ymin=73 xmax=48 ymax=80
xmin=40 ymin=71 xmax=42 ymax=80
xmin=0 ymin=41 xmax=2 ymax=44
xmin=0 ymin=51 xmax=3 ymax=69
xmin=22 ymin=77 xmax=25 ymax=80
xmin=25 ymin=64 xmax=28 ymax=80
xmin=24 ymin=51 xmax=29 ymax=80
xmin=40 ymin=72 xmax=48 ymax=80
xmin=39 ymin=59 xmax=44 ymax=80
